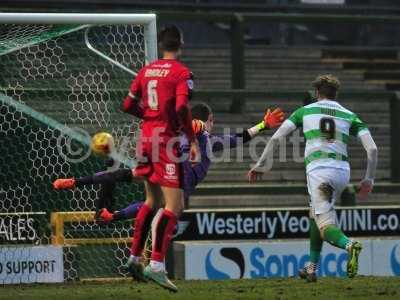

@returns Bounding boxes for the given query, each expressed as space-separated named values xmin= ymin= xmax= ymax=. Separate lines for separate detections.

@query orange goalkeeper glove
xmin=247 ymin=107 xmax=285 ymax=137
xmin=264 ymin=107 xmax=285 ymax=129
xmin=192 ymin=119 xmax=206 ymax=135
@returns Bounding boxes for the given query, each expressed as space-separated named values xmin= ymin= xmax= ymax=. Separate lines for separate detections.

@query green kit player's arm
xmin=351 ymin=115 xmax=378 ymax=199
xmin=358 ymin=131 xmax=378 ymax=199
xmin=248 ymin=119 xmax=297 ymax=182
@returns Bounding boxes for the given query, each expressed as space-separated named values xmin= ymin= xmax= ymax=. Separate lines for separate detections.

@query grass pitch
xmin=2 ymin=276 xmax=399 ymax=300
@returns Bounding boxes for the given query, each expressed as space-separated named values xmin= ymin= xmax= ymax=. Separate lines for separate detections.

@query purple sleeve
xmin=210 ymin=134 xmax=239 ymax=153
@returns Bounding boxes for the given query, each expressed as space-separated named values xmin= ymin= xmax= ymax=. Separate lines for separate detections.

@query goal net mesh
xmin=0 ymin=23 xmax=149 ymax=283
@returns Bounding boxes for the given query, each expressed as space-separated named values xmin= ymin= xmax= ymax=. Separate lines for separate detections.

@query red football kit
xmin=123 ymin=59 xmax=194 ymax=188
xmin=124 ymin=58 xmax=194 ymax=263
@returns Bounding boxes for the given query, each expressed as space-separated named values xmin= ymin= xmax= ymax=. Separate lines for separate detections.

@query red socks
xmin=151 ymin=209 xmax=177 ymax=262
xmin=130 ymin=205 xmax=178 ymax=263
xmin=130 ymin=203 xmax=153 ymax=256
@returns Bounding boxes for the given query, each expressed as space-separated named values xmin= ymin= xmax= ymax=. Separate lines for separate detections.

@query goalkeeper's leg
xmin=100 ymin=201 xmax=144 ymax=222
xmin=53 ymin=168 xmax=134 ymax=190
xmin=53 ymin=168 xmax=141 ymax=224
xmin=91 ymin=180 xmax=116 ymax=224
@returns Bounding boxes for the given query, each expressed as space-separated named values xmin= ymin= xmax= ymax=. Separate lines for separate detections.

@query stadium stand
xmin=183 ymin=46 xmax=387 ymax=90
xmin=182 ymin=46 xmax=397 ymax=208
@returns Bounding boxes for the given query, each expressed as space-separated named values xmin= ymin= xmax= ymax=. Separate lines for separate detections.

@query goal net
xmin=0 ymin=13 xmax=157 ymax=283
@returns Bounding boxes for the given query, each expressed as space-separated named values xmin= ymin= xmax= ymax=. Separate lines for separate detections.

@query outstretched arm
xmin=211 ymin=107 xmax=285 ymax=152
xmin=247 ymin=107 xmax=285 ymax=141
xmin=358 ymin=132 xmax=378 ymax=200
xmin=248 ymin=120 xmax=297 ymax=182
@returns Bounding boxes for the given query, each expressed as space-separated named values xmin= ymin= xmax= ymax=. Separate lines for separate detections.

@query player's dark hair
xmin=158 ymin=25 xmax=182 ymax=52
xmin=192 ymin=102 xmax=212 ymax=122
xmin=312 ymin=74 xmax=340 ymax=100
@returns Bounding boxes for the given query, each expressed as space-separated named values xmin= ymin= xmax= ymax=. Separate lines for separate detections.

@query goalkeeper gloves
xmin=248 ymin=107 xmax=285 ymax=137
xmin=263 ymin=107 xmax=284 ymax=129
xmin=192 ymin=119 xmax=206 ymax=135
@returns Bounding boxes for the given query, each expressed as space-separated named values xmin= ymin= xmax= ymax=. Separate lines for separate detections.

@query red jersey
xmin=128 ymin=59 xmax=194 ymax=140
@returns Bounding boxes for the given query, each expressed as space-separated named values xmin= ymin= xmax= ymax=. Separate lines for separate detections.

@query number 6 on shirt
xmin=148 ymin=79 xmax=158 ymax=110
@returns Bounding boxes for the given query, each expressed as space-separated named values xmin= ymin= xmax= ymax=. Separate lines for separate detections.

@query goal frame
xmin=0 ymin=12 xmax=158 ymax=64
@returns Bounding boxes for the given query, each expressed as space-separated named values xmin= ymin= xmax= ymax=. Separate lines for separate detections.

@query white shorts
xmin=307 ymin=167 xmax=350 ymax=215
xmin=310 ymin=208 xmax=336 ymax=229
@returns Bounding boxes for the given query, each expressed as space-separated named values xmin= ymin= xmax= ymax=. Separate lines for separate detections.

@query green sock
xmin=310 ymin=218 xmax=323 ymax=264
xmin=323 ymin=225 xmax=350 ymax=250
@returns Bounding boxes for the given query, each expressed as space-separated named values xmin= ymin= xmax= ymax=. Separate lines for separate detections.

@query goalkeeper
xmin=54 ymin=103 xmax=284 ymax=217
xmin=53 ymin=103 xmax=284 ymax=272
xmin=248 ymin=75 xmax=378 ymax=281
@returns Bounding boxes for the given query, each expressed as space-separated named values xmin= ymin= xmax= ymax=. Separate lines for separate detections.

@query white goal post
xmin=0 ymin=13 xmax=157 ymax=283
xmin=0 ymin=12 xmax=158 ymax=65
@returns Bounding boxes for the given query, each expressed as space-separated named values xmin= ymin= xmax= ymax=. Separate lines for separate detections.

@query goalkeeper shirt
xmin=181 ymin=131 xmax=241 ymax=200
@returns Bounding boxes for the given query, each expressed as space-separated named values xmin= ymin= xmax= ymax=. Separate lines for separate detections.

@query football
xmin=90 ymin=132 xmax=114 ymax=156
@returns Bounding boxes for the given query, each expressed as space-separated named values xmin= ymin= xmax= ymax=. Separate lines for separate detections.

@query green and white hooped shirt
xmin=287 ymin=99 xmax=370 ymax=174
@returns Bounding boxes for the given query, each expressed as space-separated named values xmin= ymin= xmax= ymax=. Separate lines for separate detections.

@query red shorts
xmin=133 ymin=137 xmax=182 ymax=189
